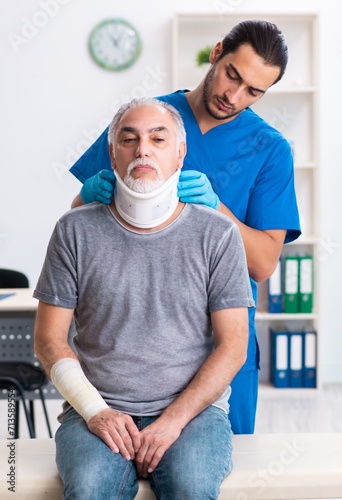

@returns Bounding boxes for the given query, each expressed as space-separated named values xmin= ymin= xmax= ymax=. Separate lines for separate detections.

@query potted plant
xmin=195 ymin=45 xmax=214 ymax=66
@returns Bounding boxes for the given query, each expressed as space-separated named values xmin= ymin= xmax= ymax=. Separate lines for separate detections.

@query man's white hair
xmin=107 ymin=97 xmax=186 ymax=148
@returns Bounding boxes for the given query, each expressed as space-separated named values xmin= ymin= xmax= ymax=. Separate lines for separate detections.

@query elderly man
xmin=34 ymin=97 xmax=254 ymax=500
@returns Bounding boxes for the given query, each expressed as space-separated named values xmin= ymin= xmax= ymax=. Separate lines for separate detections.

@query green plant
xmin=195 ymin=45 xmax=213 ymax=66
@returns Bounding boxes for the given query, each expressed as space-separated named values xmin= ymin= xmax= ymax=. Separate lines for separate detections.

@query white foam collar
xmin=113 ymin=168 xmax=181 ymax=229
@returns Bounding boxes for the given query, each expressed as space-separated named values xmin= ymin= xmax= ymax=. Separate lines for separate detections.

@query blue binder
xmin=289 ymin=332 xmax=304 ymax=387
xmin=270 ymin=330 xmax=289 ymax=388
xmin=268 ymin=258 xmax=282 ymax=313
xmin=303 ymin=331 xmax=317 ymax=388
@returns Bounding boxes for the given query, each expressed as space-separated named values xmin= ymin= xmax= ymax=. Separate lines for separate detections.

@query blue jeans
xmin=55 ymin=405 xmax=233 ymax=500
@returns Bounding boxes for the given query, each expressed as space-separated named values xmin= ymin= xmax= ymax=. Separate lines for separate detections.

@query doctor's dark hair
xmin=108 ymin=97 xmax=186 ymax=148
xmin=218 ymin=20 xmax=288 ymax=84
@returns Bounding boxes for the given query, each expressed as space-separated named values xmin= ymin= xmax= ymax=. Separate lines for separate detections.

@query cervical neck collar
xmin=113 ymin=168 xmax=181 ymax=229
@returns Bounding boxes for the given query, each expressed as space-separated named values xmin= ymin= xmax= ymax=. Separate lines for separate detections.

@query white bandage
xmin=50 ymin=358 xmax=109 ymax=422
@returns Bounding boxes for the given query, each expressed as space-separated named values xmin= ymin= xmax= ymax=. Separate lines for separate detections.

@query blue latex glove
xmin=177 ymin=170 xmax=219 ymax=209
xmin=80 ymin=170 xmax=116 ymax=205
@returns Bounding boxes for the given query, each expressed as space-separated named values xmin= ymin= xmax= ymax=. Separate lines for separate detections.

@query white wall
xmin=1 ymin=0 xmax=341 ymax=382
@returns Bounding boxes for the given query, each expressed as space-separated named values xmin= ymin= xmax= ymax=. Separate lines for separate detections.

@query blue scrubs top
xmin=70 ymin=90 xmax=301 ymax=372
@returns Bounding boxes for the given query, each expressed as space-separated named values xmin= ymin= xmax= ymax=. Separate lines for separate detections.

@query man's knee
xmin=60 ymin=459 xmax=138 ymax=500
xmin=55 ymin=415 xmax=138 ymax=500
xmin=153 ymin=470 xmax=230 ymax=500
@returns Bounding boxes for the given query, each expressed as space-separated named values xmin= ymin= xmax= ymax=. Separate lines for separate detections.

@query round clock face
xmin=89 ymin=19 xmax=142 ymax=71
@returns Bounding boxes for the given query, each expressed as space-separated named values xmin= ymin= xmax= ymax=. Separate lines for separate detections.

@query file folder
xmin=299 ymin=256 xmax=314 ymax=313
xmin=289 ymin=332 xmax=304 ymax=387
xmin=268 ymin=258 xmax=282 ymax=313
xmin=270 ymin=330 xmax=289 ymax=388
xmin=303 ymin=330 xmax=317 ymax=388
xmin=284 ymin=256 xmax=299 ymax=313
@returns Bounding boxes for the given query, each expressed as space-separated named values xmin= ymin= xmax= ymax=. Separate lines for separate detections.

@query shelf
xmin=258 ymin=382 xmax=319 ymax=396
xmin=295 ymin=161 xmax=318 ymax=170
xmin=173 ymin=12 xmax=320 ymax=391
xmin=173 ymin=13 xmax=318 ymax=90
xmin=267 ymin=86 xmax=317 ymax=94
xmin=288 ymin=235 xmax=318 ymax=245
xmin=256 ymin=312 xmax=318 ymax=321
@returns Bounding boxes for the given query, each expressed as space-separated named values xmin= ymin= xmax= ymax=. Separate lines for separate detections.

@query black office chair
xmin=0 ymin=362 xmax=52 ymax=438
xmin=0 ymin=268 xmax=29 ymax=288
xmin=0 ymin=268 xmax=52 ymax=438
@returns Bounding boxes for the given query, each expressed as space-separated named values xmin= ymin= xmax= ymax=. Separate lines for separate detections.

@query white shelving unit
xmin=173 ymin=12 xmax=320 ymax=391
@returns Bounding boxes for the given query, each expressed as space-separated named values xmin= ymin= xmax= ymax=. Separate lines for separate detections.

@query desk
xmin=0 ymin=289 xmax=61 ymax=400
xmin=0 ymin=288 xmax=38 ymax=311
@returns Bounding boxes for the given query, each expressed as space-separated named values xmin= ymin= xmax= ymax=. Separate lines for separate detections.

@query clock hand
xmin=110 ymin=34 xmax=122 ymax=47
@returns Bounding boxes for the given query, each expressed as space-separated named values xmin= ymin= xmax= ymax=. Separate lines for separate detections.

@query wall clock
xmin=89 ymin=18 xmax=142 ymax=71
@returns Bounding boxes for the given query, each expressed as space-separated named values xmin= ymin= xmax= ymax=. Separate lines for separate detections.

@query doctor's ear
xmin=209 ymin=42 xmax=223 ymax=64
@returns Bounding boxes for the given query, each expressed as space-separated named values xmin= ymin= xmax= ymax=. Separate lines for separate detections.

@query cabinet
xmin=173 ymin=13 xmax=320 ymax=391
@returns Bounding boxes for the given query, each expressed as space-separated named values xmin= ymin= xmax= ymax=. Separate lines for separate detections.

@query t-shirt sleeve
xmin=245 ymin=137 xmax=301 ymax=244
xmin=33 ymin=220 xmax=78 ymax=309
xmin=69 ymin=127 xmax=111 ymax=184
xmin=208 ymin=224 xmax=255 ymax=312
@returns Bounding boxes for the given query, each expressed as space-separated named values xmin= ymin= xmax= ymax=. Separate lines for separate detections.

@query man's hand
xmin=135 ymin=416 xmax=182 ymax=478
xmin=87 ymin=408 xmax=140 ymax=461
xmin=177 ymin=170 xmax=219 ymax=209
xmin=80 ymin=170 xmax=116 ymax=204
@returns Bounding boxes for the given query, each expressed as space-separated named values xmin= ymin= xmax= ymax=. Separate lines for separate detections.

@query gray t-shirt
xmin=34 ymin=202 xmax=254 ymax=416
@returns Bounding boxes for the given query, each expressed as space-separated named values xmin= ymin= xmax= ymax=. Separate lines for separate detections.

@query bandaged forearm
xmin=50 ymin=358 xmax=109 ymax=422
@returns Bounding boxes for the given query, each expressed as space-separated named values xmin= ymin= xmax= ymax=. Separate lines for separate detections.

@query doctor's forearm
xmin=217 ymin=201 xmax=285 ymax=282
